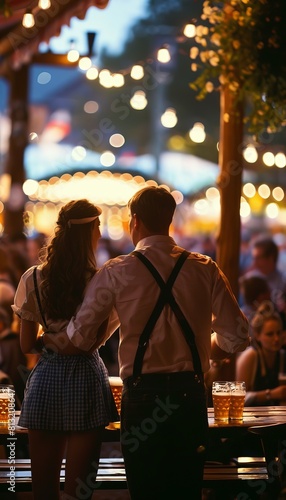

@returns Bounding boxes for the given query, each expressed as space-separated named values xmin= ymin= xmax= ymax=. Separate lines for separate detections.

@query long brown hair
xmin=41 ymin=199 xmax=101 ymax=320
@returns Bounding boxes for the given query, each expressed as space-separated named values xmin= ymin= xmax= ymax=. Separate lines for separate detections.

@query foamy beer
xmin=109 ymin=377 xmax=123 ymax=416
xmin=212 ymin=381 xmax=231 ymax=421
xmin=0 ymin=385 xmax=14 ymax=424
xmin=229 ymin=381 xmax=246 ymax=420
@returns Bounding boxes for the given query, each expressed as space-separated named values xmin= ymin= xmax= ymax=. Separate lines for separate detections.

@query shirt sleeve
xmin=12 ymin=267 xmax=39 ymax=323
xmin=211 ymin=263 xmax=250 ymax=354
xmin=67 ymin=266 xmax=119 ymax=350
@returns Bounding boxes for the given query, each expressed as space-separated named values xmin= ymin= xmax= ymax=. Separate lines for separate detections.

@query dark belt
xmin=123 ymin=371 xmax=204 ymax=390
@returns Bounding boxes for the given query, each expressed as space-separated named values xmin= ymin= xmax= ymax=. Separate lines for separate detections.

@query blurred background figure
xmin=207 ymin=305 xmax=286 ymax=462
xmin=0 ymin=246 xmax=17 ymax=303
xmin=5 ymin=233 xmax=30 ymax=285
xmin=236 ymin=304 xmax=286 ymax=406
xmin=199 ymin=234 xmax=216 ymax=260
xmin=243 ymin=236 xmax=286 ymax=312
xmin=0 ymin=303 xmax=28 ymax=407
xmin=239 ymin=229 xmax=253 ymax=275
xmin=187 ymin=233 xmax=216 ymax=260
xmin=239 ymin=275 xmax=271 ymax=327
xmin=26 ymin=232 xmax=47 ymax=266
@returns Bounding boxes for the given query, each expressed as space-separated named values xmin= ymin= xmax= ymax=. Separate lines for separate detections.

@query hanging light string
xmin=22 ymin=0 xmax=52 ymax=29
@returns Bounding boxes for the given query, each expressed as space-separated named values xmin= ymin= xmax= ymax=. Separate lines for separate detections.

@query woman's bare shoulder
xmin=237 ymin=346 xmax=257 ymax=363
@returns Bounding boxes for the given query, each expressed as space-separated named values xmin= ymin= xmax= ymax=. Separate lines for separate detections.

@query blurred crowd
xmin=1 ymin=227 xmax=286 ymax=410
xmin=0 ymin=231 xmax=133 ymax=404
xmin=0 ymin=232 xmax=48 ymax=407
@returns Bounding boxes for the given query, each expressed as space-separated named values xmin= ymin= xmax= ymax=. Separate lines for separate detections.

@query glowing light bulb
xmin=22 ymin=11 xmax=35 ymax=28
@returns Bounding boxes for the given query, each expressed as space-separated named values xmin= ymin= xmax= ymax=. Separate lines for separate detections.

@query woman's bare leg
xmin=29 ymin=430 xmax=67 ymax=500
xmin=62 ymin=427 xmax=104 ymax=500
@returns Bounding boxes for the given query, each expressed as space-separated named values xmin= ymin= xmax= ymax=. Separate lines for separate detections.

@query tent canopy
xmin=0 ymin=0 xmax=110 ymax=75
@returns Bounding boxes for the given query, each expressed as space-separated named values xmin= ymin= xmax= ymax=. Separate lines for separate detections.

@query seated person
xmin=236 ymin=304 xmax=286 ymax=406
xmin=0 ymin=303 xmax=28 ymax=406
xmin=206 ymin=304 xmax=286 ymax=463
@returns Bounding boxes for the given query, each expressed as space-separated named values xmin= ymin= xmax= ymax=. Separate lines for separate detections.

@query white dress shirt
xmin=67 ymin=236 xmax=249 ymax=380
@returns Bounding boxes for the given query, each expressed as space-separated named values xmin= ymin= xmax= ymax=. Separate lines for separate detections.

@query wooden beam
xmin=0 ymin=1 xmax=109 ymax=68
xmin=3 ymin=64 xmax=28 ymax=238
xmin=32 ymin=52 xmax=81 ymax=66
xmin=216 ymin=86 xmax=243 ymax=299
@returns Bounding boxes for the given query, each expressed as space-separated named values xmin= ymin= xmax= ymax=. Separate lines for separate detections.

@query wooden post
xmin=216 ymin=86 xmax=244 ymax=298
xmin=3 ymin=65 xmax=28 ymax=238
xmin=216 ymin=86 xmax=244 ymax=381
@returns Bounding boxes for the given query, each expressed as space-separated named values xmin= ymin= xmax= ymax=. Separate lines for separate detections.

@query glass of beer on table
xmin=0 ymin=385 xmax=15 ymax=424
xmin=212 ymin=381 xmax=231 ymax=421
xmin=109 ymin=377 xmax=123 ymax=416
xmin=229 ymin=381 xmax=246 ymax=420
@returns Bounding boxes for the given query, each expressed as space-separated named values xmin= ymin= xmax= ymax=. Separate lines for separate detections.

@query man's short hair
xmin=239 ymin=275 xmax=270 ymax=305
xmin=253 ymin=237 xmax=279 ymax=263
xmin=128 ymin=186 xmax=176 ymax=233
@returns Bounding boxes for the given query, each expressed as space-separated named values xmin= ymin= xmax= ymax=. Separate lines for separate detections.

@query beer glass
xmin=229 ymin=381 xmax=246 ymax=420
xmin=212 ymin=381 xmax=231 ymax=421
xmin=0 ymin=385 xmax=15 ymax=424
xmin=109 ymin=377 xmax=123 ymax=416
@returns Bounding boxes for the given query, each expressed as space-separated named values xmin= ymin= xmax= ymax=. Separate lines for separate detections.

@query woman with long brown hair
xmin=13 ymin=199 xmax=118 ymax=500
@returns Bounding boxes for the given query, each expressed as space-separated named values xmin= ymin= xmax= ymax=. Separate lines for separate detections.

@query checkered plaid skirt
xmin=19 ymin=350 xmax=119 ymax=431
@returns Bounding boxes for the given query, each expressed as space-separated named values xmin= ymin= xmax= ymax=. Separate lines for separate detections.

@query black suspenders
xmin=132 ymin=251 xmax=203 ymax=379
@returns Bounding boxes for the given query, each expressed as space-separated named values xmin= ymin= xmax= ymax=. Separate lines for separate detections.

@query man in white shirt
xmin=53 ymin=187 xmax=249 ymax=499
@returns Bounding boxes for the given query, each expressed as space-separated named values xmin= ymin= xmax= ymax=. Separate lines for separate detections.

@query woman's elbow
xmin=20 ymin=340 xmax=36 ymax=354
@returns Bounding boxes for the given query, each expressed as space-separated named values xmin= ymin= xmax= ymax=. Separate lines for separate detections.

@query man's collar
xmin=135 ymin=235 xmax=176 ymax=249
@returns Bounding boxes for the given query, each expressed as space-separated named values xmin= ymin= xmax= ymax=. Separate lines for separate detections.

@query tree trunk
xmin=216 ymin=86 xmax=244 ymax=382
xmin=4 ymin=65 xmax=28 ymax=238
xmin=216 ymin=86 xmax=244 ymax=299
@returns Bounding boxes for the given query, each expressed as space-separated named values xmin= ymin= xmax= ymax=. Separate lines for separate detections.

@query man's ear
xmin=133 ymin=213 xmax=140 ymax=229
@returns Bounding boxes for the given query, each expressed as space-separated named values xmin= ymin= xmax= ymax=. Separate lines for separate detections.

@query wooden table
xmin=1 ymin=406 xmax=286 ymax=438
xmin=208 ymin=405 xmax=286 ymax=437
xmin=1 ymin=407 xmax=286 ymax=496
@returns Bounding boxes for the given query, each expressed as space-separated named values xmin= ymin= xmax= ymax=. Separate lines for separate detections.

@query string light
xmin=99 ymin=69 xmax=113 ymax=88
xmin=113 ymin=73 xmax=125 ymax=88
xmin=262 ymin=152 xmax=275 ymax=167
xmin=22 ymin=10 xmax=35 ymax=28
xmin=161 ymin=108 xmax=178 ymax=128
xmin=67 ymin=49 xmax=79 ymax=63
xmin=86 ymin=67 xmax=99 ymax=80
xmin=275 ymin=153 xmax=286 ymax=168
xmin=67 ymin=40 xmax=79 ymax=63
xmin=130 ymin=91 xmax=147 ymax=110
xmin=189 ymin=123 xmax=206 ymax=143
xmin=243 ymin=145 xmax=258 ymax=164
xmin=78 ymin=57 xmax=92 ymax=71
xmin=130 ymin=65 xmax=144 ymax=80
xmin=157 ymin=46 xmax=171 ymax=63
xmin=38 ymin=0 xmax=51 ymax=9
xmin=183 ymin=24 xmax=196 ymax=38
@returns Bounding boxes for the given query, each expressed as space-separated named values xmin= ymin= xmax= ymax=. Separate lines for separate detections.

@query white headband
xmin=67 ymin=215 xmax=99 ymax=228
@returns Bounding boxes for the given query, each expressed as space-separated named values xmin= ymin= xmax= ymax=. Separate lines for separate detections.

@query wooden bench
xmin=0 ymin=457 xmax=269 ymax=495
xmin=0 ymin=457 xmax=126 ymax=492
xmin=203 ymin=457 xmax=269 ymax=498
